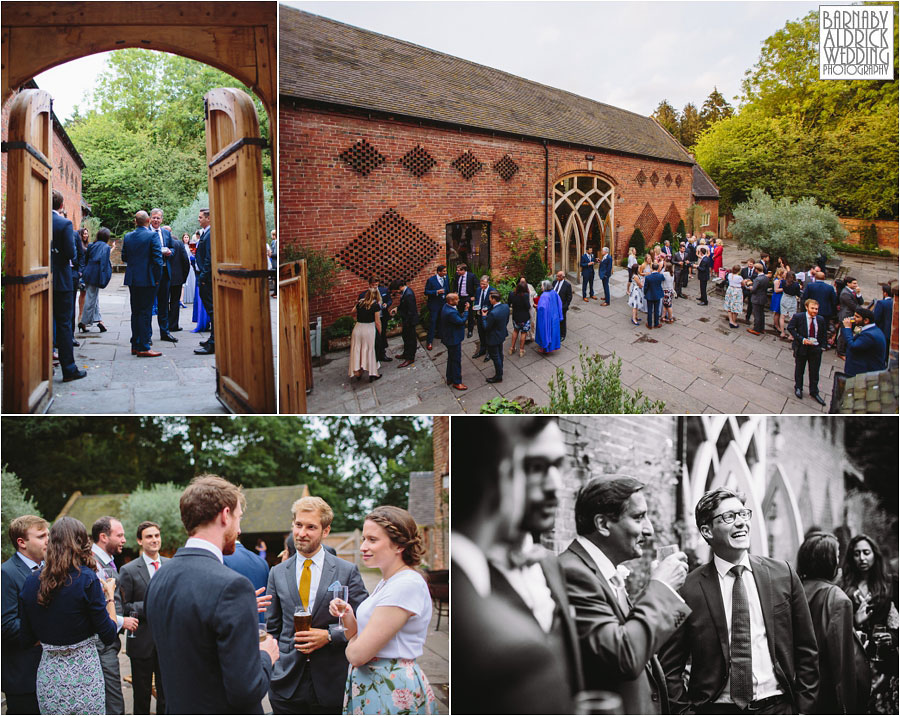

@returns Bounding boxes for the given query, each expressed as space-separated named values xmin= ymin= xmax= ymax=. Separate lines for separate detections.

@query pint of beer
xmin=294 ymin=606 xmax=312 ymax=633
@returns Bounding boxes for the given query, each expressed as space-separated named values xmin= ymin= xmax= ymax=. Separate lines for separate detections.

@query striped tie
xmin=730 ymin=565 xmax=753 ymax=709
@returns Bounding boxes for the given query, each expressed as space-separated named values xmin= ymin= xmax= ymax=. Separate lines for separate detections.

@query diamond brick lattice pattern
xmin=675 ymin=174 xmax=683 ymax=188
xmin=661 ymin=202 xmax=682 ymax=234
xmin=451 ymin=150 xmax=484 ymax=180
xmin=493 ymin=154 xmax=519 ymax=181
xmin=338 ymin=139 xmax=386 ymax=176
xmin=635 ymin=169 xmax=647 ymax=187
xmin=664 ymin=172 xmax=673 ymax=187
xmin=650 ymin=171 xmax=659 ymax=187
xmin=400 ymin=144 xmax=437 ymax=178
xmin=635 ymin=202 xmax=660 ymax=242
xmin=338 ymin=209 xmax=440 ymax=281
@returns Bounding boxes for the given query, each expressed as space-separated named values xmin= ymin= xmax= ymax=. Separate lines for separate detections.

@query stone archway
xmin=2 ymin=2 xmax=277 ymax=413
xmin=551 ymin=173 xmax=615 ymax=275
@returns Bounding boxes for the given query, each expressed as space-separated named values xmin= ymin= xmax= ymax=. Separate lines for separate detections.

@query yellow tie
xmin=298 ymin=559 xmax=312 ymax=610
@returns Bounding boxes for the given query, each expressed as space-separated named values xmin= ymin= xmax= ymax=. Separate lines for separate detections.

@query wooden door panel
xmin=204 ymin=87 xmax=275 ymax=413
xmin=3 ymin=89 xmax=53 ymax=414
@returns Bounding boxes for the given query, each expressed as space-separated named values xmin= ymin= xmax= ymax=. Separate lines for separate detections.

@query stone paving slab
xmin=304 ymin=241 xmax=896 ymax=414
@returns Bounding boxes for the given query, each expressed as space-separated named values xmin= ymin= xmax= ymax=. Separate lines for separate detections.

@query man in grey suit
xmin=146 ymin=475 xmax=279 ymax=714
xmin=559 ymin=477 xmax=691 ymax=715
xmin=115 ymin=521 xmax=169 ymax=715
xmin=1 ymin=515 xmax=49 ymax=714
xmin=266 ymin=496 xmax=368 ymax=714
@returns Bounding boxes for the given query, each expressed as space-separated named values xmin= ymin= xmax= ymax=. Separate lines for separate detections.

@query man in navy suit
xmin=146 ymin=475 xmax=280 ymax=714
xmin=472 ymin=275 xmax=495 ymax=359
xmin=51 ymin=191 xmax=86 ymax=381
xmin=643 ymin=263 xmax=665 ymax=328
xmin=122 ymin=210 xmax=164 ymax=357
xmin=483 ymin=290 xmax=509 ymax=383
xmin=148 ymin=209 xmax=179 ymax=343
xmin=265 ymin=497 xmax=368 ymax=714
xmin=696 ymin=247 xmax=713 ymax=306
xmin=842 ymin=307 xmax=887 ymax=377
xmin=194 ymin=209 xmax=216 ymax=355
xmin=441 ymin=292 xmax=468 ymax=390
xmin=163 ymin=223 xmax=191 ymax=334
xmin=390 ymin=278 xmax=419 ymax=367
xmin=597 ymin=246 xmax=613 ymax=305
xmin=660 ymin=487 xmax=818 ymax=715
xmin=787 ymin=299 xmax=827 ymax=405
xmin=115 ymin=521 xmax=170 ymax=715
xmin=801 ymin=272 xmax=837 ymax=346
xmin=225 ymin=539 xmax=270 ymax=625
xmin=1 ymin=515 xmax=48 ymax=714
xmin=455 ymin=264 xmax=478 ymax=336
xmin=424 ymin=265 xmax=448 ymax=350
xmin=580 ymin=247 xmax=596 ymax=301
xmin=873 ymin=283 xmax=895 ymax=364
xmin=552 ymin=271 xmax=573 ymax=339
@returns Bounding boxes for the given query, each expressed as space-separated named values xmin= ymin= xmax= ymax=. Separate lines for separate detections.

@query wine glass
xmin=332 ymin=585 xmax=349 ymax=631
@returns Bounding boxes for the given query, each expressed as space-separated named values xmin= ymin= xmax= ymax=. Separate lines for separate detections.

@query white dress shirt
xmin=16 ymin=551 xmax=40 ymax=571
xmin=712 ymin=553 xmax=782 ymax=703
xmin=295 ymin=545 xmax=326 ymax=612
xmin=91 ymin=543 xmax=124 ymax=629
xmin=451 ymin=532 xmax=491 ymax=598
xmin=141 ymin=553 xmax=162 ymax=577
xmin=185 ymin=537 xmax=224 ymax=563
xmin=490 ymin=534 xmax=556 ymax=633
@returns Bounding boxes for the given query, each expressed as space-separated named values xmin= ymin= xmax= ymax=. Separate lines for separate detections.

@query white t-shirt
xmin=662 ymin=272 xmax=675 ymax=291
xmin=356 ymin=569 xmax=432 ymax=660
xmin=627 ymin=255 xmax=638 ymax=268
xmin=728 ymin=273 xmax=744 ymax=289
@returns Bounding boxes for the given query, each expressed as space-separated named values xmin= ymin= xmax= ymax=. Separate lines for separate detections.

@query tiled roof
xmin=692 ymin=163 xmax=719 ymax=198
xmin=837 ymin=367 xmax=898 ymax=413
xmin=280 ymin=6 xmax=693 ymax=165
xmin=407 ymin=472 xmax=435 ymax=526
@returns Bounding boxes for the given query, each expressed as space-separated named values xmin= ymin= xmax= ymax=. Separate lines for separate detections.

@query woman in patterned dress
xmin=19 ymin=517 xmax=119 ymax=714
xmin=723 ymin=264 xmax=744 ymax=328
xmin=331 ymin=506 xmax=437 ymax=715
xmin=779 ymin=271 xmax=801 ymax=340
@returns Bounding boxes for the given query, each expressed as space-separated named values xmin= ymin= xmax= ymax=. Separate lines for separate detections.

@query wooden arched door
xmin=205 ymin=88 xmax=276 ymax=413
xmin=2 ymin=89 xmax=53 ymax=413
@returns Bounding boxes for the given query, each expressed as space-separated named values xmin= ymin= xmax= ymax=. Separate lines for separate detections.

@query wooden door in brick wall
xmin=204 ymin=88 xmax=275 ymax=413
xmin=3 ymin=89 xmax=54 ymax=414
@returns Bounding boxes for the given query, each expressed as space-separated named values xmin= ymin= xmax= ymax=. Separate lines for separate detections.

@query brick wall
xmin=432 ymin=416 xmax=449 ymax=569
xmin=2 ymin=88 xmax=84 ymax=231
xmin=696 ymin=198 xmax=719 ymax=237
xmin=838 ymin=217 xmax=899 ymax=253
xmin=280 ymin=102 xmax=694 ymax=326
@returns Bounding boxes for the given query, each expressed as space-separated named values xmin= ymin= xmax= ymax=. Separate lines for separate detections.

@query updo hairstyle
xmin=365 ymin=505 xmax=425 ymax=566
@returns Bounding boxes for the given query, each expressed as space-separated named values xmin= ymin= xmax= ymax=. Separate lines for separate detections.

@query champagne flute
xmin=332 ymin=585 xmax=349 ymax=631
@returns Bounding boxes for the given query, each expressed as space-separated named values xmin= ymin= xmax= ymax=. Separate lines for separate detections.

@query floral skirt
xmin=662 ymin=288 xmax=674 ymax=308
xmin=344 ymin=657 xmax=437 ymax=715
xmin=37 ymin=636 xmax=106 ymax=714
xmin=723 ymin=285 xmax=743 ymax=313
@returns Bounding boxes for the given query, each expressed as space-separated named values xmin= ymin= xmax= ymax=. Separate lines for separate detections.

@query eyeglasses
xmin=709 ymin=508 xmax=752 ymax=525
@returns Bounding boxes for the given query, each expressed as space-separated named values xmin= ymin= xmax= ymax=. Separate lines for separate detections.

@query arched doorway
xmin=552 ymin=174 xmax=614 ymax=275
xmin=2 ymin=2 xmax=276 ymax=414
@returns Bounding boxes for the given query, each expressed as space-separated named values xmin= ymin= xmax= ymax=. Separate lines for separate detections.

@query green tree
xmin=524 ymin=250 xmax=548 ymax=290
xmin=2 ymin=467 xmax=45 ymax=562
xmin=651 ymin=99 xmax=680 ymax=136
xmin=729 ymin=189 xmax=846 ymax=267
xmin=679 ymin=102 xmax=703 ymax=147
xmin=660 ymin=223 xmax=674 ymax=246
xmin=119 ymin=483 xmax=187 ymax=555
xmin=675 ymin=219 xmax=687 ymax=243
xmin=699 ymin=86 xmax=734 ymax=130
xmin=628 ymin=228 xmax=646 ymax=255
xmin=546 ymin=348 xmax=664 ymax=414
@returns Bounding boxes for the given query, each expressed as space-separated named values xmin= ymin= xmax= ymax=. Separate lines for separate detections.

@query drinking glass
xmin=332 ymin=585 xmax=349 ymax=631
xmin=126 ymin=611 xmax=138 ymax=639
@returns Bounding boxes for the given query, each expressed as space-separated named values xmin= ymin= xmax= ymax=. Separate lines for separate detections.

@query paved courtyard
xmin=43 ymin=273 xmax=276 ymax=414
xmin=306 ymin=240 xmax=897 ymax=415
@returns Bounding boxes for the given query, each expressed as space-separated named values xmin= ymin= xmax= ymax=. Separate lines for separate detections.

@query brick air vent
xmin=338 ymin=139 xmax=386 ymax=176
xmin=338 ymin=209 xmax=440 ymax=281
xmin=675 ymin=174 xmax=683 ymax=188
xmin=493 ymin=154 xmax=519 ymax=181
xmin=649 ymin=171 xmax=659 ymax=188
xmin=664 ymin=172 xmax=673 ymax=187
xmin=400 ymin=144 xmax=437 ymax=178
xmin=451 ymin=150 xmax=483 ymax=180
xmin=635 ymin=169 xmax=647 ymax=187
xmin=635 ymin=202 xmax=660 ymax=241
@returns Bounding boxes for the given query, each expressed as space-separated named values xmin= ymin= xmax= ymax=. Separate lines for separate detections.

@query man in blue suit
xmin=873 ymin=283 xmax=895 ymax=364
xmin=842 ymin=307 xmax=887 ymax=377
xmin=122 ymin=210 xmax=164 ymax=357
xmin=441 ymin=292 xmax=469 ymax=390
xmin=1 ymin=515 xmax=48 ymax=714
xmin=483 ymin=290 xmax=509 ymax=383
xmin=643 ymin=263 xmax=665 ymax=328
xmin=580 ymin=247 xmax=596 ymax=301
xmin=597 ymin=246 xmax=613 ymax=305
xmin=51 ymin=191 xmax=86 ymax=381
xmin=225 ymin=539 xmax=270 ymax=625
xmin=145 ymin=475 xmax=280 ymax=715
xmin=787 ymin=299 xmax=827 ymax=405
xmin=472 ymin=275 xmax=495 ymax=360
xmin=194 ymin=209 xmax=216 ymax=355
xmin=424 ymin=264 xmax=448 ymax=350
xmin=265 ymin=496 xmax=368 ymax=714
xmin=801 ymin=272 xmax=838 ymax=346
xmin=162 ymin=222 xmax=192 ymax=334
xmin=148 ymin=209 xmax=180 ymax=343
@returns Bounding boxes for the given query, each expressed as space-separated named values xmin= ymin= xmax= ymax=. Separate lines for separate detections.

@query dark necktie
xmin=809 ymin=318 xmax=816 ymax=339
xmin=730 ymin=565 xmax=753 ymax=709
xmin=458 ymin=276 xmax=463 ymax=293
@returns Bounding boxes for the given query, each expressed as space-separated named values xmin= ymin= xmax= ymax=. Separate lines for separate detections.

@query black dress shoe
xmin=160 ymin=333 xmax=178 ymax=343
xmin=812 ymin=393 xmax=826 ymax=406
xmin=472 ymin=351 xmax=485 ymax=359
xmin=483 ymin=355 xmax=491 ymax=362
xmin=380 ymin=355 xmax=393 ymax=362
xmin=171 ymin=327 xmax=183 ymax=332
xmin=369 ymin=374 xmax=382 ymax=383
xmin=98 ymin=323 xmax=107 ymax=333
xmin=72 ymin=339 xmax=80 ymax=347
xmin=486 ymin=375 xmax=503 ymax=383
xmin=794 ymin=388 xmax=803 ymax=399
xmin=78 ymin=322 xmax=87 ymax=333
xmin=62 ymin=368 xmax=87 ymax=382
xmin=194 ymin=344 xmax=215 ymax=355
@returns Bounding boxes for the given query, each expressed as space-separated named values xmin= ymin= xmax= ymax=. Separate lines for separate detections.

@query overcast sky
xmin=34 ymin=1 xmax=826 ymax=123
